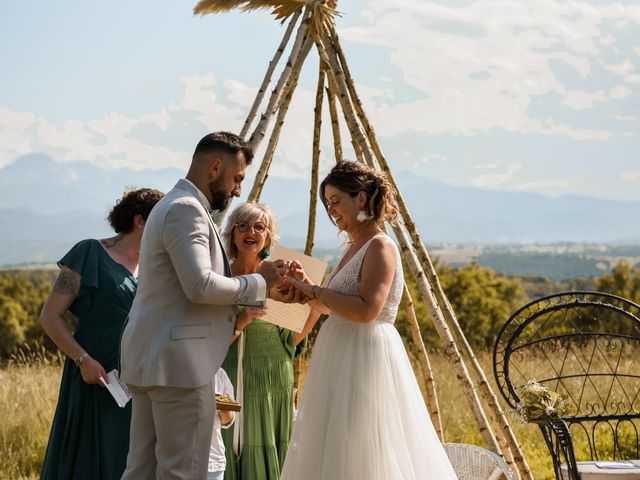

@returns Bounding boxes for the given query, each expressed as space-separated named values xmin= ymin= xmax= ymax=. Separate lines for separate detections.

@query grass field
xmin=5 ymin=343 xmax=636 ymax=479
xmin=1 ymin=347 xmax=564 ymax=480
xmin=0 ymin=348 xmax=62 ymax=480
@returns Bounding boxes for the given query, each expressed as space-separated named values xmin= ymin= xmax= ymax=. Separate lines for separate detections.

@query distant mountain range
xmin=1 ymin=153 xmax=639 ymax=266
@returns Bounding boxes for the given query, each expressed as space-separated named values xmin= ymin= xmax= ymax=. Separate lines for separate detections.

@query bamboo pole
xmin=247 ymin=9 xmax=311 ymax=151
xmin=240 ymin=10 xmax=302 ymax=138
xmin=329 ymin=29 xmax=531 ymax=479
xmin=325 ymin=84 xmax=343 ymax=163
xmin=247 ymin=37 xmax=313 ymax=203
xmin=439 ymin=292 xmax=521 ymax=474
xmin=293 ymin=62 xmax=326 ymax=411
xmin=401 ymin=284 xmax=443 ymax=441
xmin=315 ymin=36 xmax=371 ymax=166
xmin=393 ymin=222 xmax=502 ymax=453
xmin=305 ymin=65 xmax=325 ymax=255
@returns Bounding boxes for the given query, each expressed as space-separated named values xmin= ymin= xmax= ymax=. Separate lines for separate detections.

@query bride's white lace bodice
xmin=325 ymin=234 xmax=404 ymax=324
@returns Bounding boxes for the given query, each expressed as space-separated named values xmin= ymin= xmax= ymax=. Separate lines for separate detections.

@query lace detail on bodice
xmin=324 ymin=235 xmax=404 ymax=324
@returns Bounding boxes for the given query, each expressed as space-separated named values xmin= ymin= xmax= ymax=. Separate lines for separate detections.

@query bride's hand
xmin=270 ymin=283 xmax=303 ymax=304
xmin=284 ymin=261 xmax=311 ymax=283
xmin=271 ymin=278 xmax=312 ymax=304
xmin=284 ymin=278 xmax=316 ymax=300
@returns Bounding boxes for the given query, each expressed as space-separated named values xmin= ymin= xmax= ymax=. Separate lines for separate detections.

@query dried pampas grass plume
xmin=193 ymin=0 xmax=339 ymax=36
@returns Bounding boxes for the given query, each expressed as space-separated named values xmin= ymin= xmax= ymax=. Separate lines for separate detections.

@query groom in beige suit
xmin=120 ymin=132 xmax=285 ymax=480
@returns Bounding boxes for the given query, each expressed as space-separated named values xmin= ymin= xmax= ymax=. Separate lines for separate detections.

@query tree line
xmin=1 ymin=262 xmax=639 ymax=358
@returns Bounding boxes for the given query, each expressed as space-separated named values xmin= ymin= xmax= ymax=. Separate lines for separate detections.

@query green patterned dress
xmin=221 ymin=318 xmax=306 ymax=480
xmin=41 ymin=239 xmax=135 ymax=480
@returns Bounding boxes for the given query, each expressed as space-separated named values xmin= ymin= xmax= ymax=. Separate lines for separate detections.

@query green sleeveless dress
xmin=221 ymin=319 xmax=306 ymax=480
xmin=41 ymin=239 xmax=136 ymax=480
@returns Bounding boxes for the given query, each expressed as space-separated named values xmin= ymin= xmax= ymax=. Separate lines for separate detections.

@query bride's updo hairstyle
xmin=320 ymin=160 xmax=399 ymax=226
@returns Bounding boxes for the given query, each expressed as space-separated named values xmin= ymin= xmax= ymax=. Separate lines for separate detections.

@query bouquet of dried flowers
xmin=515 ymin=380 xmax=572 ymax=422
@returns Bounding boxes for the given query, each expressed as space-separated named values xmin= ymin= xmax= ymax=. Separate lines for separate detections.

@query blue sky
xmin=1 ymin=0 xmax=639 ymax=201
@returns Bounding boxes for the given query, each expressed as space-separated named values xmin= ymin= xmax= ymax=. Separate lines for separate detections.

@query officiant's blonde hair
xmin=223 ymin=202 xmax=279 ymax=261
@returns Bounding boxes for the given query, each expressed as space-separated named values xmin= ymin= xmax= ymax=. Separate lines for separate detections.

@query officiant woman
xmin=39 ymin=187 xmax=163 ymax=480
xmin=221 ymin=202 xmax=307 ymax=480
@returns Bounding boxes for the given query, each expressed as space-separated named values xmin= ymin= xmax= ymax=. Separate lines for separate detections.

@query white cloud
xmin=541 ymin=118 xmax=614 ymax=140
xmin=624 ymin=74 xmax=640 ymax=83
xmin=0 ymin=71 xmax=344 ymax=180
xmin=223 ymin=79 xmax=257 ymax=107
xmin=0 ymin=74 xmax=251 ymax=170
xmin=514 ymin=179 xmax=570 ymax=190
xmin=562 ymin=89 xmax=606 ymax=109
xmin=178 ymin=75 xmax=245 ymax=131
xmin=610 ymin=85 xmax=632 ymax=99
xmin=0 ymin=108 xmax=38 ymax=162
xmin=412 ymin=153 xmax=449 ymax=169
xmin=601 ymin=59 xmax=635 ymax=76
xmin=475 ymin=162 xmax=500 ymax=169
xmin=599 ymin=35 xmax=615 ymax=46
xmin=608 ymin=114 xmax=638 ymax=121
xmin=341 ymin=0 xmax=640 ymax=139
xmin=471 ymin=162 xmax=522 ymax=188
xmin=621 ymin=171 xmax=640 ymax=182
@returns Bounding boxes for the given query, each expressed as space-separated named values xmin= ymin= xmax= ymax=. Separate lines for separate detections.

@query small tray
xmin=215 ymin=394 xmax=241 ymax=412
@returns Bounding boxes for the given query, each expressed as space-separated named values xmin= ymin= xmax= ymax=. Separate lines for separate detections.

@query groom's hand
xmin=270 ymin=283 xmax=308 ymax=304
xmin=257 ymin=259 xmax=286 ymax=289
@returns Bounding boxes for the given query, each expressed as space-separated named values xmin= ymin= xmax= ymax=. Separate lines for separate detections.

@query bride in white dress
xmin=281 ymin=161 xmax=458 ymax=480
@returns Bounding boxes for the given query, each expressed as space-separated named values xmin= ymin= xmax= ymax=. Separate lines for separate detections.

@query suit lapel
xmin=211 ymin=222 xmax=232 ymax=278
xmin=174 ymin=179 xmax=232 ymax=278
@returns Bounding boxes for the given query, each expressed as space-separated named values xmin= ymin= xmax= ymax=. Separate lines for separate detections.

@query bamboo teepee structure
xmin=195 ymin=1 xmax=533 ymax=478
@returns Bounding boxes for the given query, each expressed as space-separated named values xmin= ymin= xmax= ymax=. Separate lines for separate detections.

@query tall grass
xmin=415 ymin=352 xmax=557 ymax=479
xmin=4 ymin=347 xmax=633 ymax=479
xmin=0 ymin=345 xmax=63 ymax=480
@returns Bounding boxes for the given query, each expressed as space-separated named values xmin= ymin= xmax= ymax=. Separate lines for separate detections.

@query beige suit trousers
xmin=121 ymin=382 xmax=215 ymax=480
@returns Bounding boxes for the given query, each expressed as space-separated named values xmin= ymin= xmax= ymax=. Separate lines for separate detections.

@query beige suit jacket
xmin=120 ymin=179 xmax=263 ymax=389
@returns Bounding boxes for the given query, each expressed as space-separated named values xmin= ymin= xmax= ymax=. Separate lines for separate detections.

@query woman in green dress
xmin=221 ymin=202 xmax=307 ymax=480
xmin=39 ymin=187 xmax=163 ymax=480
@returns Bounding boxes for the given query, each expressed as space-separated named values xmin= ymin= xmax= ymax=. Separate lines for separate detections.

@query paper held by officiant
xmin=260 ymin=244 xmax=327 ymax=333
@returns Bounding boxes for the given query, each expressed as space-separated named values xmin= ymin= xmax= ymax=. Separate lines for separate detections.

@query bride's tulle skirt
xmin=281 ymin=316 xmax=458 ymax=480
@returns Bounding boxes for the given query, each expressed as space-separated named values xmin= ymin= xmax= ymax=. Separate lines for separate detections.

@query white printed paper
xmin=99 ymin=369 xmax=132 ymax=408
xmin=261 ymin=244 xmax=327 ymax=333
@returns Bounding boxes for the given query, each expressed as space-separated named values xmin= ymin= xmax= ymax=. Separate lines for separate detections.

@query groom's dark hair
xmin=193 ymin=132 xmax=254 ymax=165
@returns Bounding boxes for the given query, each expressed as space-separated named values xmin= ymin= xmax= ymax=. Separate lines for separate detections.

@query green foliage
xmin=596 ymin=261 xmax=640 ymax=304
xmin=0 ymin=270 xmax=57 ymax=359
xmin=438 ymin=262 xmax=529 ymax=348
xmin=514 ymin=274 xmax=596 ymax=300
xmin=399 ymin=262 xmax=529 ymax=349
xmin=476 ymin=251 xmax=606 ymax=281
xmin=0 ymin=299 xmax=28 ymax=355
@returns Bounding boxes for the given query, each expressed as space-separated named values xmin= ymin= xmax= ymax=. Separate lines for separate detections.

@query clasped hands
xmin=256 ymin=259 xmax=317 ymax=305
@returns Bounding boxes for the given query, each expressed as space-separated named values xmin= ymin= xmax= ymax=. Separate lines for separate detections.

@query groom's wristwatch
xmin=234 ymin=328 xmax=242 ymax=337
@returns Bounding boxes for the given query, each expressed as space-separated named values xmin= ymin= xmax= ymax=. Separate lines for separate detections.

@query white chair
xmin=444 ymin=443 xmax=516 ymax=480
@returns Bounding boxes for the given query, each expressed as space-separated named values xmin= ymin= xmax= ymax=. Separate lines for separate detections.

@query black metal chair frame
xmin=493 ymin=291 xmax=640 ymax=479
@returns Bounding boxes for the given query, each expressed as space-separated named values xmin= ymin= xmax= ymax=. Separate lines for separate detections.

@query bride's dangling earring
xmin=356 ymin=210 xmax=368 ymax=222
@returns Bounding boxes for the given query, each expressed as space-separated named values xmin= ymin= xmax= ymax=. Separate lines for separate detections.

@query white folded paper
xmin=99 ymin=369 xmax=132 ymax=408
xmin=260 ymin=244 xmax=328 ymax=333
xmin=595 ymin=461 xmax=640 ymax=470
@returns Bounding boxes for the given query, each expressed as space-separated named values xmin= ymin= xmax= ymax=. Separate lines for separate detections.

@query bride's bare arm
xmin=293 ymin=237 xmax=397 ymax=324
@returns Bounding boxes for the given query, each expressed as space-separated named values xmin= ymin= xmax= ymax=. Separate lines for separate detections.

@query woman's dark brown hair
xmin=107 ymin=188 xmax=164 ymax=233
xmin=319 ymin=161 xmax=398 ymax=226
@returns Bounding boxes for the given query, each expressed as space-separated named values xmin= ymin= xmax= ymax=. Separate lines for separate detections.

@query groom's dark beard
xmin=208 ymin=177 xmax=232 ymax=212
